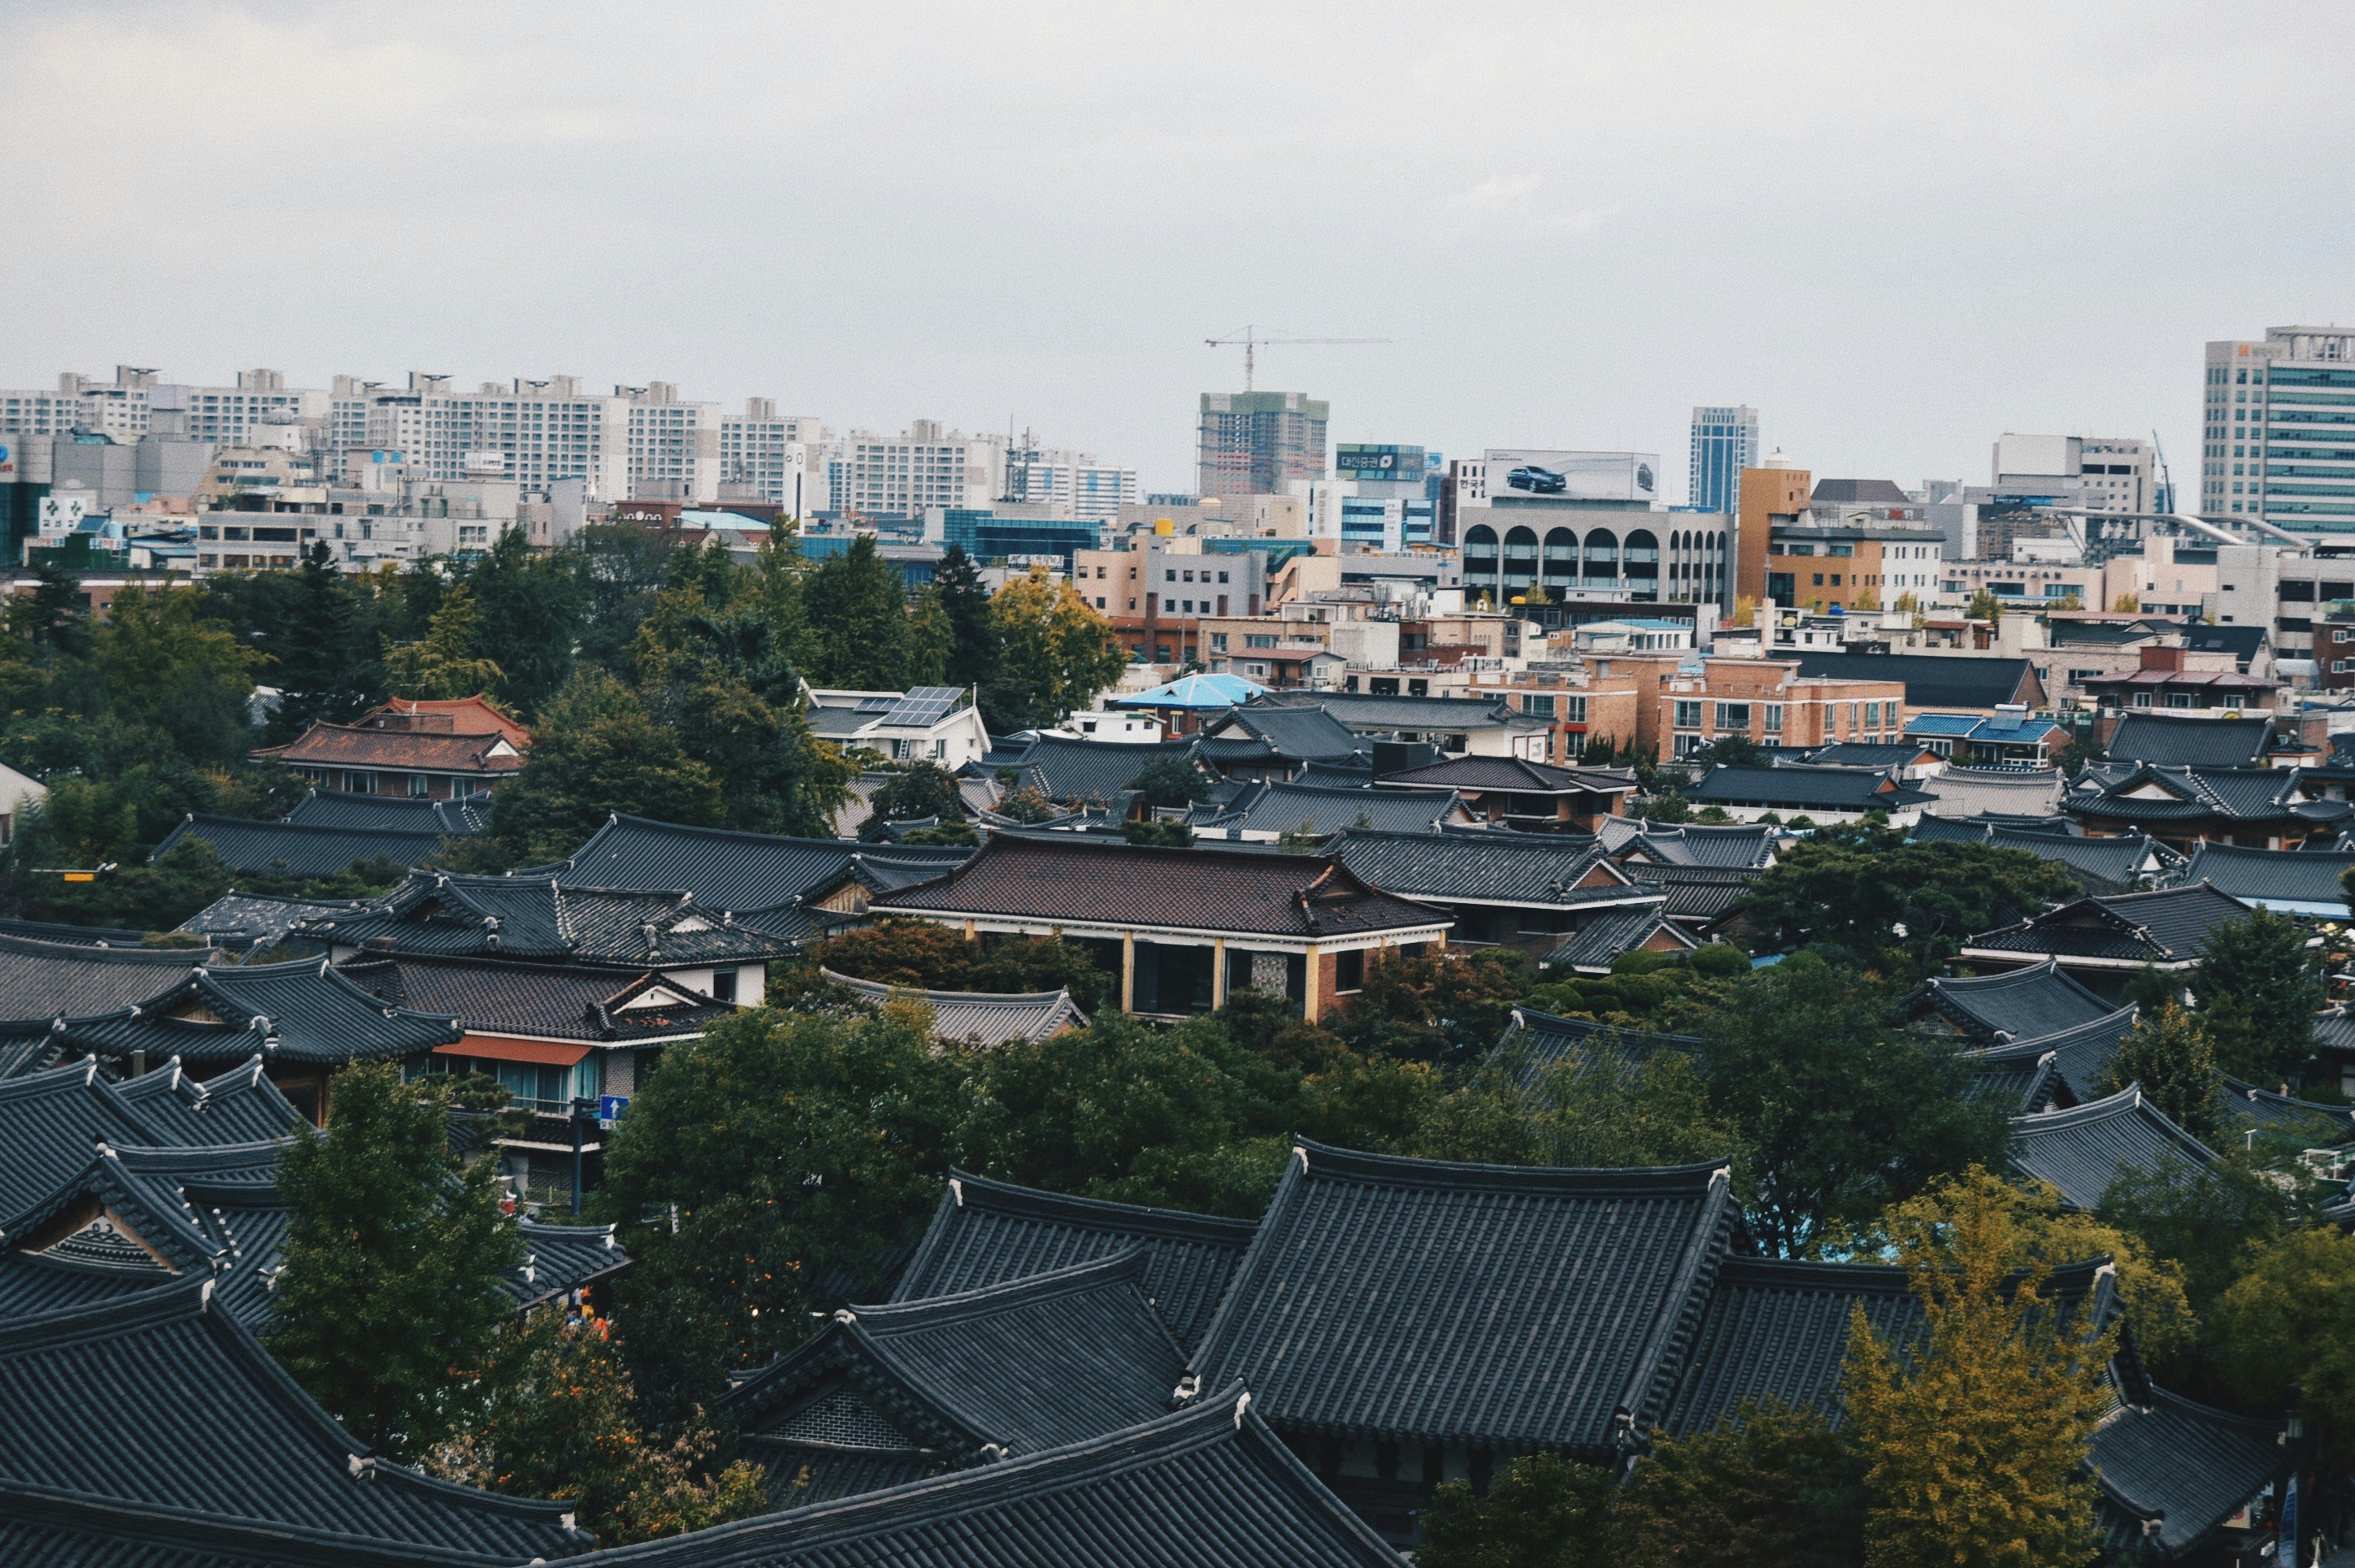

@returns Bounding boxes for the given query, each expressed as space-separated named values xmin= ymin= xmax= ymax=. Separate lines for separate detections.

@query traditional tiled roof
xmin=1991 ymin=826 xmax=2173 ymax=893
xmin=1907 ymin=958 xmax=2115 ymax=1042
xmin=2218 ymin=1076 xmax=2355 ymax=1148
xmin=2314 ymin=1006 xmax=2355 ymax=1059
xmin=892 ymin=1170 xmax=1257 ymax=1353
xmin=339 ymin=953 xmax=741 ymax=1043
xmin=1248 ymin=689 xmax=1545 ymax=736
xmin=1964 ymin=885 xmax=2255 ymax=969
xmin=821 ymin=971 xmax=1084 ymax=1047
xmin=981 ymin=735 xmax=1205 ymax=806
xmin=2010 ymin=1005 xmax=2137 ymax=1103
xmin=2011 ymin=1086 xmax=2218 ymax=1210
xmin=1193 ymin=781 xmax=1468 ymax=840
xmin=370 ymin=693 xmax=532 ymax=747
xmin=2105 ymin=713 xmax=2272 ymax=769
xmin=176 ymin=891 xmax=371 ymax=949
xmin=2093 ymin=1388 xmax=2285 ymax=1560
xmin=1789 ymin=651 xmax=2042 ymax=710
xmin=543 ymin=1391 xmax=1401 ymax=1567
xmin=115 ymin=1057 xmax=300 ymax=1145
xmin=283 ymin=788 xmax=491 ymax=836
xmin=0 ymin=1280 xmax=587 ymax=1561
xmin=1962 ymin=1040 xmax=2065 ymax=1111
xmin=510 ymin=1218 xmax=632 ymax=1311
xmin=1493 ymin=1007 xmax=1706 ymax=1083
xmin=872 ymin=835 xmax=1450 ymax=940
xmin=0 ymin=933 xmax=207 ymax=1031
xmin=0 ymin=915 xmax=151 ymax=947
xmin=723 ymin=1250 xmax=1184 ymax=1504
xmin=151 ymin=814 xmax=456 ymax=878
xmin=1378 ymin=755 xmax=1634 ymax=796
xmin=0 ymin=1061 xmax=185 ymax=1214
xmin=1198 ymin=705 xmax=1365 ymax=765
xmin=1187 ymin=1140 xmax=1736 ymax=1456
xmin=298 ymin=871 xmax=795 ymax=967
xmin=2066 ymin=764 xmax=2344 ymax=831
xmin=1332 ymin=829 xmax=1653 ymax=910
xmin=1630 ymin=865 xmax=1762 ymax=929
xmin=1657 ymin=1257 xmax=1924 ymax=1436
xmin=271 ymin=720 xmax=523 ymax=775
xmin=1599 ymin=817 xmax=1779 ymax=868
xmin=545 ymin=814 xmax=972 ymax=923
xmin=1804 ymin=742 xmax=1931 ymax=769
xmin=1686 ymin=766 xmax=1933 ymax=813
xmin=20 ymin=957 xmax=463 ymax=1070
xmin=2179 ymin=841 xmax=2355 ymax=910
xmin=1918 ymin=767 xmax=2067 ymax=819
xmin=1540 ymin=906 xmax=1694 ymax=973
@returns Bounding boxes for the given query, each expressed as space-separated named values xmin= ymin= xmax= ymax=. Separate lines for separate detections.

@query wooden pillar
xmin=1301 ymin=943 xmax=1321 ymax=1021
xmin=1120 ymin=932 xmax=1136 ymax=1014
xmin=1432 ymin=926 xmax=1447 ymax=952
xmin=962 ymin=919 xmax=977 ymax=941
xmin=1211 ymin=937 xmax=1227 ymax=1009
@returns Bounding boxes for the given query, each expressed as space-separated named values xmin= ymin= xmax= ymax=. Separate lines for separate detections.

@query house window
xmin=1565 ymin=696 xmax=1588 ymax=724
xmin=1674 ymin=700 xmax=1702 ymax=729
xmin=1714 ymin=702 xmax=1750 ymax=730
xmin=1864 ymin=701 xmax=1881 ymax=728
xmin=1523 ymin=694 xmax=1557 ymax=718
xmin=1333 ymin=949 xmax=1365 ymax=993
xmin=1764 ymin=704 xmax=1783 ymax=734
xmin=711 ymin=968 xmax=737 ymax=1003
xmin=408 ymin=773 xmax=432 ymax=797
xmin=1211 ymin=632 xmax=1228 ymax=652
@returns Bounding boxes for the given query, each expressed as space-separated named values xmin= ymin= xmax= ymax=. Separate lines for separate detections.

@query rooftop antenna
xmin=1205 ymin=326 xmax=1391 ymax=392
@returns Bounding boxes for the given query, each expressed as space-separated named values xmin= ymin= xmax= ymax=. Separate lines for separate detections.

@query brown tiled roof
xmin=271 ymin=723 xmax=523 ymax=775
xmin=367 ymin=695 xmax=532 ymax=746
xmin=873 ymin=834 xmax=1450 ymax=938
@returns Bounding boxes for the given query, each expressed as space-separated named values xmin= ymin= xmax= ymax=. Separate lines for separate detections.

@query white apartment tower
xmin=828 ymin=422 xmax=1002 ymax=516
xmin=719 ymin=398 xmax=829 ymax=515
xmin=2202 ymin=327 xmax=2355 ymax=535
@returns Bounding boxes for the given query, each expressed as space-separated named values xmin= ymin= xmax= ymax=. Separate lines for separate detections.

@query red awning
xmin=434 ymin=1036 xmax=591 ymax=1067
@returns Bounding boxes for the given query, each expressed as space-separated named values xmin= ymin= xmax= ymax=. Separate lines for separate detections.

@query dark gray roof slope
xmin=0 ymin=1280 xmax=587 ymax=1562
xmin=892 ymin=1170 xmax=1256 ymax=1353
xmin=24 ymin=957 xmax=463 ymax=1070
xmin=1966 ymin=884 xmax=2255 ymax=968
xmin=2218 ymin=1076 xmax=2355 ymax=1147
xmin=1908 ymin=958 xmax=2114 ymax=1042
xmin=1333 ymin=829 xmax=1653 ymax=911
xmin=176 ymin=891 xmax=370 ymax=949
xmin=300 ymin=871 xmax=793 ymax=967
xmin=1249 ymin=688 xmax=1544 ymax=736
xmin=283 ymin=788 xmax=490 ymax=835
xmin=821 ymin=971 xmax=1084 ymax=1046
xmin=545 ymin=1392 xmax=1402 ymax=1568
xmin=115 ymin=1057 xmax=300 ymax=1145
xmin=1378 ymin=755 xmax=1633 ymax=795
xmin=150 ymin=814 xmax=455 ymax=877
xmin=0 ymin=915 xmax=152 ymax=946
xmin=1910 ymin=822 xmax=2170 ymax=893
xmin=2179 ymin=841 xmax=2355 ymax=908
xmin=1494 ymin=1007 xmax=1706 ymax=1082
xmin=2094 ymin=1389 xmax=2284 ymax=1560
xmin=1790 ymin=650 xmax=2041 ymax=710
xmin=1200 ymin=705 xmax=1365 ymax=765
xmin=0 ymin=935 xmax=207 ymax=1036
xmin=986 ymin=734 xmax=1204 ymax=805
xmin=1188 ymin=1140 xmax=1736 ymax=1456
xmin=1658 ymin=1257 xmax=1923 ymax=1436
xmin=2001 ymin=1005 xmax=2137 ymax=1104
xmin=2011 ymin=1086 xmax=2218 ymax=1210
xmin=339 ymin=953 xmax=741 ymax=1043
xmin=1687 ymin=766 xmax=1931 ymax=812
xmin=1600 ymin=818 xmax=1778 ymax=868
xmin=2066 ymin=764 xmax=2344 ymax=831
xmin=1540 ymin=906 xmax=1692 ymax=973
xmin=2105 ymin=712 xmax=2271 ymax=768
xmin=511 ymin=1219 xmax=632 ymax=1311
xmin=1195 ymin=780 xmax=1466 ymax=839
xmin=1805 ymin=742 xmax=1929 ymax=768
xmin=543 ymin=814 xmax=971 ymax=921
xmin=0 ymin=1060 xmax=177 ymax=1214
xmin=722 ymin=1250 xmax=1184 ymax=1503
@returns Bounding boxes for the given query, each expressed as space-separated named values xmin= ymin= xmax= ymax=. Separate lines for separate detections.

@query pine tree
xmin=2096 ymin=1003 xmax=2222 ymax=1144
xmin=935 ymin=542 xmax=999 ymax=692
xmin=268 ymin=1061 xmax=524 ymax=1460
xmin=1616 ymin=1397 xmax=1866 ymax=1568
xmin=381 ymin=583 xmax=504 ymax=701
xmin=1841 ymin=1169 xmax=2117 ymax=1567
xmin=267 ymin=543 xmax=376 ymax=740
xmin=802 ymin=536 xmax=916 ymax=689
xmin=2192 ymin=908 xmax=2326 ymax=1086
xmin=490 ymin=670 xmax=725 ymax=862
xmin=1414 ymin=1451 xmax=1619 ymax=1568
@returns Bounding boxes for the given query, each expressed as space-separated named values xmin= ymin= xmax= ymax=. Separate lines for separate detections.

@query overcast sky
xmin=3 ymin=2 xmax=2350 ymax=500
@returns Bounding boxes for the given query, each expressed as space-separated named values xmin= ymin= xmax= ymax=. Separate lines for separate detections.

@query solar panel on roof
xmin=882 ymin=685 xmax=965 ymax=727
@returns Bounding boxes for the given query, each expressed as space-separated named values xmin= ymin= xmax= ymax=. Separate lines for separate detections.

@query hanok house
xmin=0 ymin=956 xmax=463 ymax=1125
xmin=337 ymin=951 xmax=741 ymax=1197
xmin=257 ymin=693 xmax=528 ymax=799
xmin=1957 ymin=884 xmax=2257 ymax=1000
xmin=1376 ymin=755 xmax=1635 ymax=832
xmin=1332 ymin=828 xmax=1671 ymax=961
xmin=820 ymin=971 xmax=1088 ymax=1048
xmin=2062 ymin=762 xmax=2349 ymax=850
xmin=868 ymin=833 xmax=1451 ymax=1022
xmin=1684 ymin=762 xmax=1936 ymax=825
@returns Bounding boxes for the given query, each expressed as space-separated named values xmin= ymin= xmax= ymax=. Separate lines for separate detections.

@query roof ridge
xmin=1287 ymin=1136 xmax=1732 ymax=1195
xmin=930 ymin=1168 xmax=1259 ymax=1241
xmin=849 ymin=1246 xmax=1151 ymax=1331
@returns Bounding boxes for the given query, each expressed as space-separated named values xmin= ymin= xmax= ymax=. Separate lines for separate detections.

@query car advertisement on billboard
xmin=1484 ymin=450 xmax=1658 ymax=503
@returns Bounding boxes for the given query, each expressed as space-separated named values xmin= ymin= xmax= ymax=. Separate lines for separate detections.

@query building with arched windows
xmin=1459 ymin=506 xmax=1730 ymax=611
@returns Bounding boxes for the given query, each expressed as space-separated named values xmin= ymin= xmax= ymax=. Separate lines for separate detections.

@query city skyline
xmin=4 ymin=4 xmax=2351 ymax=499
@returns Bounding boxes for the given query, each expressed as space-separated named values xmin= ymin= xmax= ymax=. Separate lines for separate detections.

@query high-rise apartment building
xmin=2202 ymin=327 xmax=2355 ymax=534
xmin=1688 ymin=406 xmax=1759 ymax=514
xmin=718 ymin=397 xmax=828 ymax=515
xmin=828 ymin=422 xmax=1001 ymax=516
xmin=333 ymin=374 xmax=633 ymax=502
xmin=997 ymin=433 xmax=1139 ymax=523
xmin=1197 ymin=391 xmax=1327 ymax=500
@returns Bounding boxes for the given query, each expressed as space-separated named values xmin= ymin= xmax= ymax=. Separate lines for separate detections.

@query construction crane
xmin=1205 ymin=326 xmax=1390 ymax=392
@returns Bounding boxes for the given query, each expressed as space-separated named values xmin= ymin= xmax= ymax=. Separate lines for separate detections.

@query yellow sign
xmin=61 ymin=872 xmax=94 ymax=884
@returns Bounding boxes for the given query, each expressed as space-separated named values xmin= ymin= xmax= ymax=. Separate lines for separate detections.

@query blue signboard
xmin=597 ymin=1095 xmax=630 ymax=1126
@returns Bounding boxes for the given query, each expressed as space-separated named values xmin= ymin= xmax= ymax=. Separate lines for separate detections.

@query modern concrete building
xmin=1734 ymin=458 xmax=1813 ymax=612
xmin=1688 ymin=406 xmax=1759 ymax=514
xmin=1991 ymin=434 xmax=2155 ymax=515
xmin=717 ymin=397 xmax=827 ymax=515
xmin=829 ymin=420 xmax=1001 ymax=516
xmin=1197 ymin=391 xmax=1327 ymax=500
xmin=2203 ymin=327 xmax=2355 ymax=533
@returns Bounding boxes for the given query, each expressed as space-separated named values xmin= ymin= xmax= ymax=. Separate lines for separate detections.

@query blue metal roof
xmin=1113 ymin=673 xmax=1267 ymax=710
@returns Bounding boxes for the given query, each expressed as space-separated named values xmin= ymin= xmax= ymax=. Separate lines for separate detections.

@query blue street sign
xmin=597 ymin=1095 xmax=630 ymax=1125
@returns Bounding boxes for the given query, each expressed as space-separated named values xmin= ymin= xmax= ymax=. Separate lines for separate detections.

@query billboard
xmin=1484 ymin=450 xmax=1658 ymax=503
xmin=1336 ymin=443 xmax=1427 ymax=480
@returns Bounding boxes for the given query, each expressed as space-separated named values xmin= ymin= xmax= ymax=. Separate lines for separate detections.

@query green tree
xmin=492 ymin=670 xmax=725 ymax=862
xmin=89 ymin=586 xmax=261 ymax=766
xmin=428 ymin=1310 xmax=767 ymax=1545
xmin=11 ymin=562 xmax=92 ymax=658
xmin=1638 ymin=789 xmax=1694 ymax=824
xmin=1332 ymin=948 xmax=1528 ymax=1062
xmin=1965 ymin=586 xmax=2004 ymax=623
xmin=1414 ymin=1451 xmax=1619 ymax=1568
xmin=269 ymin=1062 xmax=524 ymax=1459
xmin=980 ymin=566 xmax=1125 ymax=731
xmin=1696 ymin=732 xmax=1766 ymax=769
xmin=802 ymin=536 xmax=920 ymax=690
xmin=2192 ymin=908 xmax=2326 ymax=1085
xmin=934 ymin=542 xmax=1000 ymax=692
xmin=1670 ymin=955 xmax=2010 ymax=1257
xmin=2095 ymin=1003 xmax=2223 ymax=1144
xmin=264 ymin=543 xmax=380 ymax=740
xmin=460 ymin=528 xmax=587 ymax=716
xmin=594 ymin=1006 xmax=965 ymax=1422
xmin=858 ymin=761 xmax=966 ymax=838
xmin=569 ymin=523 xmax=679 ymax=675
xmin=1733 ymin=826 xmax=2079 ymax=975
xmin=1120 ymin=817 xmax=1195 ymax=847
xmin=813 ymin=919 xmax=1108 ymax=1012
xmin=1125 ymin=755 xmax=1214 ymax=808
xmin=2096 ymin=1158 xmax=2285 ymax=1322
xmin=2210 ymin=1226 xmax=2355 ymax=1464
xmin=1415 ymin=1045 xmax=1743 ymax=1174
xmin=382 ymin=582 xmax=504 ymax=701
xmin=1616 ymin=1398 xmax=1866 ymax=1568
xmin=1842 ymin=1169 xmax=2115 ymax=1568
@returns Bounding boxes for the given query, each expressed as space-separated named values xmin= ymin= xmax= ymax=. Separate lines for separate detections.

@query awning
xmin=434 ymin=1036 xmax=591 ymax=1067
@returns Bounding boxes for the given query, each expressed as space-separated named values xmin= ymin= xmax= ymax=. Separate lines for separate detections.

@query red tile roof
xmin=270 ymin=723 xmax=524 ymax=775
xmin=366 ymin=695 xmax=532 ymax=746
xmin=874 ymin=834 xmax=1450 ymax=939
